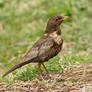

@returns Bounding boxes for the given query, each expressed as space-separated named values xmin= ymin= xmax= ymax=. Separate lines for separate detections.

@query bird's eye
xmin=56 ymin=18 xmax=58 ymax=21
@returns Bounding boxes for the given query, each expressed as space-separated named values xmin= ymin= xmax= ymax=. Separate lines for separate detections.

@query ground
xmin=1 ymin=63 xmax=92 ymax=92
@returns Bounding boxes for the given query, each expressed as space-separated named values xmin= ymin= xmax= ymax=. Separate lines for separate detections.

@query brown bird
xmin=2 ymin=15 xmax=68 ymax=78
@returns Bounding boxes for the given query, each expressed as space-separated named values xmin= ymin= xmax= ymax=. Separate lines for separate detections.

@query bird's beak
xmin=61 ymin=16 xmax=69 ymax=21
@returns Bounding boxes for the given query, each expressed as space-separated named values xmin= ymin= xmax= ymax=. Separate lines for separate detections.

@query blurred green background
xmin=0 ymin=0 xmax=92 ymax=81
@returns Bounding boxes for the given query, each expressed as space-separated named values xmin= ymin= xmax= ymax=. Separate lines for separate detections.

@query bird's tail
xmin=2 ymin=60 xmax=30 ymax=78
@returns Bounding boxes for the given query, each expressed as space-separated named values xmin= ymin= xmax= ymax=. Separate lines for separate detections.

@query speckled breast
xmin=49 ymin=31 xmax=63 ymax=53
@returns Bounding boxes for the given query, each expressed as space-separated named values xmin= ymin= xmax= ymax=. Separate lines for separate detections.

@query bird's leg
xmin=42 ymin=63 xmax=49 ymax=75
xmin=38 ymin=63 xmax=42 ymax=76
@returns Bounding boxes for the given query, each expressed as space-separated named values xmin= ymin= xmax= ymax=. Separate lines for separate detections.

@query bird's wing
xmin=38 ymin=37 xmax=56 ymax=62
xmin=20 ymin=35 xmax=51 ymax=63
xmin=23 ymin=35 xmax=55 ymax=62
xmin=21 ymin=46 xmax=39 ymax=63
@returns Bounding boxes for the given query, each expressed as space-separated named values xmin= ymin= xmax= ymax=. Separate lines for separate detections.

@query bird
xmin=2 ymin=15 xmax=68 ymax=78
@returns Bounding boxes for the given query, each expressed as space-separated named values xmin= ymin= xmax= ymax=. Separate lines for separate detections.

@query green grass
xmin=0 ymin=0 xmax=92 ymax=83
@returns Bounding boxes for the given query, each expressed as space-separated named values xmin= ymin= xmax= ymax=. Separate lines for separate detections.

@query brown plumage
xmin=2 ymin=15 xmax=68 ymax=78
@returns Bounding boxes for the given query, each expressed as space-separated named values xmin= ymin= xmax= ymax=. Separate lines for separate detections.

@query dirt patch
xmin=0 ymin=63 xmax=92 ymax=92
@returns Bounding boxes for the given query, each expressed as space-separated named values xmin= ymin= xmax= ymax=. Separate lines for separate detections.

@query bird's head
xmin=46 ymin=15 xmax=68 ymax=33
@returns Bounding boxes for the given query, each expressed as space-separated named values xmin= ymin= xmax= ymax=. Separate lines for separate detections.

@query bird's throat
xmin=49 ymin=30 xmax=62 ymax=45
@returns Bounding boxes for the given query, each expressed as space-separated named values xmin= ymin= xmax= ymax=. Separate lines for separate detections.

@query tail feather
xmin=2 ymin=61 xmax=30 ymax=78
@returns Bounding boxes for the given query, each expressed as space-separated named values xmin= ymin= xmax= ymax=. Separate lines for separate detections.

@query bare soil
xmin=0 ymin=62 xmax=92 ymax=92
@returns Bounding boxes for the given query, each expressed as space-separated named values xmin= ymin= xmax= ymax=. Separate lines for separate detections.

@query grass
xmin=0 ymin=0 xmax=92 ymax=83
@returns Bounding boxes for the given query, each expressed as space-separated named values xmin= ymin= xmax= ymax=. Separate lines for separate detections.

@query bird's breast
xmin=49 ymin=31 xmax=62 ymax=45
